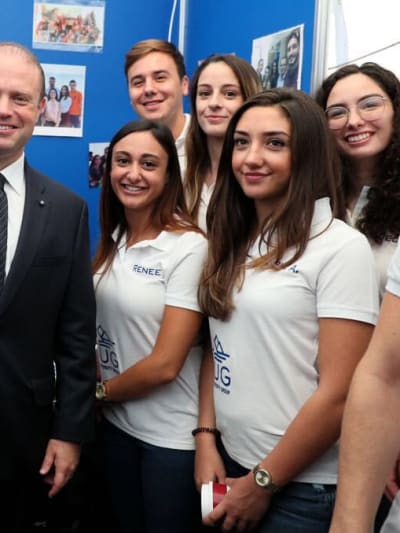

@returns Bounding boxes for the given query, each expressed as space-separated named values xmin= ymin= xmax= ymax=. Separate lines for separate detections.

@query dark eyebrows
xmin=263 ymin=130 xmax=290 ymax=137
xmin=131 ymin=69 xmax=168 ymax=79
xmin=198 ymin=83 xmax=240 ymax=89
xmin=113 ymin=150 xmax=130 ymax=158
xmin=222 ymin=83 xmax=241 ymax=90
xmin=113 ymin=150 xmax=161 ymax=161
xmin=129 ymin=69 xmax=170 ymax=85
xmin=141 ymin=152 xmax=160 ymax=159
xmin=326 ymin=93 xmax=385 ymax=109
xmin=152 ymin=69 xmax=169 ymax=76
xmin=234 ymin=129 xmax=290 ymax=137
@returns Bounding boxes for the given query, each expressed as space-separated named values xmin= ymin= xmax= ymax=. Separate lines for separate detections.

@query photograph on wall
xmin=34 ymin=63 xmax=86 ymax=138
xmin=89 ymin=142 xmax=109 ymax=188
xmin=32 ymin=0 xmax=105 ymax=53
xmin=251 ymin=24 xmax=304 ymax=90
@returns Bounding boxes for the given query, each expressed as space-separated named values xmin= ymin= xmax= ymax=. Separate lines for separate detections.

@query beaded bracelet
xmin=192 ymin=426 xmax=220 ymax=437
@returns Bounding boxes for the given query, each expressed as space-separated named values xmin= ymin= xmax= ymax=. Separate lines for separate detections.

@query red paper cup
xmin=201 ymin=481 xmax=230 ymax=518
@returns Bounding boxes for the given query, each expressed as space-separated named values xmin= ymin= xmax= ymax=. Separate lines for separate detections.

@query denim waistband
xmin=290 ymin=481 xmax=336 ymax=492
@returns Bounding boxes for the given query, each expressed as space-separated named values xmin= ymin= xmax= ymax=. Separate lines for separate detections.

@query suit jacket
xmin=284 ymin=64 xmax=299 ymax=89
xmin=0 ymin=162 xmax=96 ymax=479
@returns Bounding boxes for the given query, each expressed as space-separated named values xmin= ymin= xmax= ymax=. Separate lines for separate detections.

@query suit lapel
xmin=0 ymin=163 xmax=49 ymax=315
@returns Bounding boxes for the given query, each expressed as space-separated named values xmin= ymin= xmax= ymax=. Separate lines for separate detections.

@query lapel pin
xmin=39 ymin=200 xmax=45 ymax=207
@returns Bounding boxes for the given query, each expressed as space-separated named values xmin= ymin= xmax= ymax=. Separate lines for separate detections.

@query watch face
xmin=255 ymin=469 xmax=271 ymax=487
xmin=96 ymin=382 xmax=106 ymax=400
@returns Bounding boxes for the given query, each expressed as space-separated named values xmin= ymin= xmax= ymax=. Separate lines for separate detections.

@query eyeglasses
xmin=325 ymin=95 xmax=387 ymax=130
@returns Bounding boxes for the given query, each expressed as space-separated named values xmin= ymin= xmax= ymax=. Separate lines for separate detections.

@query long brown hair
xmin=184 ymin=54 xmax=261 ymax=221
xmin=93 ymin=119 xmax=200 ymax=276
xmin=199 ymin=89 xmax=343 ymax=320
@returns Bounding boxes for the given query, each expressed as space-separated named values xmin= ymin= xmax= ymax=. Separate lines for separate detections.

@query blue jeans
xmin=69 ymin=114 xmax=80 ymax=127
xmin=219 ymin=440 xmax=336 ymax=533
xmin=100 ymin=418 xmax=202 ymax=533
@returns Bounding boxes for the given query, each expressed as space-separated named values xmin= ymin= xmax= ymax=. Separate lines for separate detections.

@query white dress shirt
xmin=1 ymin=154 xmax=26 ymax=276
xmin=175 ymin=113 xmax=190 ymax=175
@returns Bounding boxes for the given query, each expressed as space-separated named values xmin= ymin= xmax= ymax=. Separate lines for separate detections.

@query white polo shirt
xmin=209 ymin=197 xmax=379 ymax=483
xmin=348 ymin=186 xmax=398 ymax=300
xmin=95 ymin=228 xmax=207 ymax=450
xmin=386 ymin=239 xmax=400 ymax=297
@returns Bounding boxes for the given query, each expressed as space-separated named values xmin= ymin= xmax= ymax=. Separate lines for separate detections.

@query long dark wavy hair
xmin=93 ymin=119 xmax=200 ymax=276
xmin=315 ymin=62 xmax=400 ymax=244
xmin=184 ymin=54 xmax=261 ymax=221
xmin=199 ymin=89 xmax=343 ymax=320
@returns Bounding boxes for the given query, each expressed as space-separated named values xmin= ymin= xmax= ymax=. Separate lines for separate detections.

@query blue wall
xmin=0 ymin=0 xmax=316 ymax=255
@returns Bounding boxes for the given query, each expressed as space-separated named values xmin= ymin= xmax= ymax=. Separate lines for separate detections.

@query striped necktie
xmin=0 ymin=173 xmax=8 ymax=289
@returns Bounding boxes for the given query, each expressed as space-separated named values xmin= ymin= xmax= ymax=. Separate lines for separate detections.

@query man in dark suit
xmin=0 ymin=42 xmax=96 ymax=532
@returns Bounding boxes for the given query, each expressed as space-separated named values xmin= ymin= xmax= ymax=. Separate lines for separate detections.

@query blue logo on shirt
xmin=213 ymin=335 xmax=231 ymax=394
xmin=97 ymin=325 xmax=119 ymax=373
xmin=133 ymin=264 xmax=162 ymax=277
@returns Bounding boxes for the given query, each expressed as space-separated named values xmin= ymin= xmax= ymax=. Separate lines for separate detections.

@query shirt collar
xmin=306 ymin=197 xmax=336 ymax=240
xmin=175 ymin=113 xmax=191 ymax=152
xmin=250 ymin=197 xmax=334 ymax=257
xmin=346 ymin=186 xmax=370 ymax=227
xmin=311 ymin=197 xmax=333 ymax=227
xmin=111 ymin=228 xmax=171 ymax=253
xmin=0 ymin=154 xmax=25 ymax=195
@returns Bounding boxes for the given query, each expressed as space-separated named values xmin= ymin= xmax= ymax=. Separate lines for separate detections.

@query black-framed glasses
xmin=325 ymin=95 xmax=387 ymax=130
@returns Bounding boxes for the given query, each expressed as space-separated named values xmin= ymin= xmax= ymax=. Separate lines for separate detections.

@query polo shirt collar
xmin=112 ymin=228 xmax=171 ymax=253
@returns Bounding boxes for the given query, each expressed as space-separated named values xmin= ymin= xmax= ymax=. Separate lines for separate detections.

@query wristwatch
xmin=252 ymin=464 xmax=280 ymax=494
xmin=96 ymin=381 xmax=108 ymax=401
